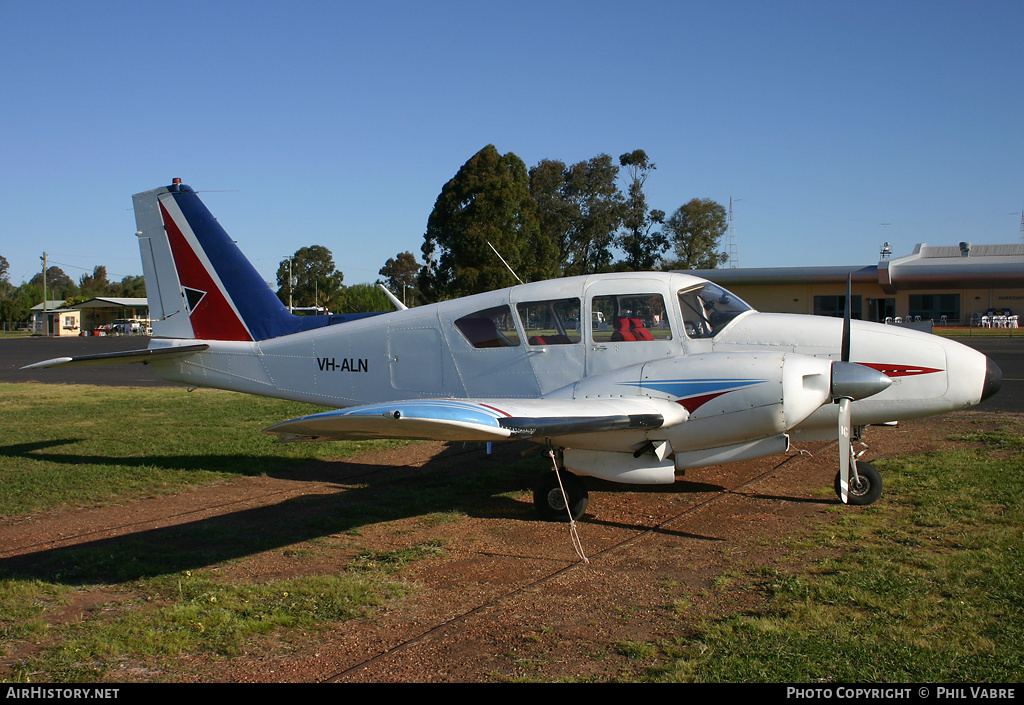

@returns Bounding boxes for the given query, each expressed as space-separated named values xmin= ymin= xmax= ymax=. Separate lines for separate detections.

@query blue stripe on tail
xmin=167 ymin=183 xmax=382 ymax=341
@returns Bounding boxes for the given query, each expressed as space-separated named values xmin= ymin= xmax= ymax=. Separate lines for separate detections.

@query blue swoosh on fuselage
xmin=619 ymin=378 xmax=767 ymax=399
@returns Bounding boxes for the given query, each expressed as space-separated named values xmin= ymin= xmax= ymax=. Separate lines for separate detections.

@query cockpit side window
xmin=454 ymin=305 xmax=521 ymax=348
xmin=591 ymin=294 xmax=671 ymax=342
xmin=677 ymin=283 xmax=751 ymax=338
xmin=517 ymin=298 xmax=581 ymax=345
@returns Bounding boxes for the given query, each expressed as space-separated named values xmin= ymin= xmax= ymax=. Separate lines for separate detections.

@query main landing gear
xmin=534 ymin=470 xmax=589 ymax=522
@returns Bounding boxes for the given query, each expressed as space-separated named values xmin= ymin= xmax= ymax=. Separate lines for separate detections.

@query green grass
xmin=3 ymin=383 xmax=1022 ymax=682
xmin=4 ymin=543 xmax=445 ymax=682
xmin=0 ymin=383 xmax=481 ymax=682
xmin=0 ymin=383 xmax=406 ymax=516
xmin=631 ymin=421 xmax=1024 ymax=683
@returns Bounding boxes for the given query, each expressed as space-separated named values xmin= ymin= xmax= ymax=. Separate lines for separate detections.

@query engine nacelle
xmin=633 ymin=352 xmax=834 ymax=452
xmin=563 ymin=448 xmax=676 ymax=484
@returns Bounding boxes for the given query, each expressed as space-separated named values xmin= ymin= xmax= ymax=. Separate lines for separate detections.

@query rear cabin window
xmin=517 ymin=298 xmax=582 ymax=345
xmin=591 ymin=294 xmax=671 ymax=343
xmin=454 ymin=305 xmax=521 ymax=348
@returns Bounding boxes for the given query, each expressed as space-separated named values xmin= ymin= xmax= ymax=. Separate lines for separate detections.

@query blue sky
xmin=2 ymin=1 xmax=1021 ymax=291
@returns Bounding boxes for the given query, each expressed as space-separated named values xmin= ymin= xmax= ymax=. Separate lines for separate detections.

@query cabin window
xmin=454 ymin=305 xmax=521 ymax=348
xmin=677 ymin=283 xmax=751 ymax=338
xmin=517 ymin=298 xmax=581 ymax=345
xmin=591 ymin=294 xmax=671 ymax=343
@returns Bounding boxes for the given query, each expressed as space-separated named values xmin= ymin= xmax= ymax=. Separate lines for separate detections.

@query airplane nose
xmin=981 ymin=356 xmax=1002 ymax=402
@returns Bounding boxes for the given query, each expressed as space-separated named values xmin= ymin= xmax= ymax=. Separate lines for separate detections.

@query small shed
xmin=32 ymin=306 xmax=81 ymax=336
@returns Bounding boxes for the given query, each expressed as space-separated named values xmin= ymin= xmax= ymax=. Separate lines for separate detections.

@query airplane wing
xmin=21 ymin=344 xmax=210 ymax=369
xmin=264 ymin=397 xmax=689 ymax=443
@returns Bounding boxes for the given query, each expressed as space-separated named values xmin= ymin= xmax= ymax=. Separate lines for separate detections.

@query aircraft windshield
xmin=677 ymin=283 xmax=751 ymax=339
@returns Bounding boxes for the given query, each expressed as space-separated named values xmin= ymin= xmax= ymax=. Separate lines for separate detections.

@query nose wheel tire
xmin=835 ymin=461 xmax=882 ymax=505
xmin=534 ymin=471 xmax=589 ymax=522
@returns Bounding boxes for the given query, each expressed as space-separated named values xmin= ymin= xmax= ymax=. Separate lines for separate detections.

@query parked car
xmin=110 ymin=318 xmax=146 ymax=335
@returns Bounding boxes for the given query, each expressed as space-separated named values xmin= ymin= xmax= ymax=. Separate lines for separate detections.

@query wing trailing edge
xmin=265 ymin=398 xmax=688 ymax=443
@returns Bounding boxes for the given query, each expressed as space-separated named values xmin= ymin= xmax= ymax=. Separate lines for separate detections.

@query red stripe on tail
xmin=160 ymin=202 xmax=252 ymax=342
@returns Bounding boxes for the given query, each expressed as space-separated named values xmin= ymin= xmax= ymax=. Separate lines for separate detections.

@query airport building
xmin=691 ymin=242 xmax=1024 ymax=327
xmin=31 ymin=297 xmax=149 ymax=336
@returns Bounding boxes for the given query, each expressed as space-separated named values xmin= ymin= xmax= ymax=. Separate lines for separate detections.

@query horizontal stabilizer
xmin=22 ymin=343 xmax=210 ymax=370
xmin=265 ymin=397 xmax=688 ymax=443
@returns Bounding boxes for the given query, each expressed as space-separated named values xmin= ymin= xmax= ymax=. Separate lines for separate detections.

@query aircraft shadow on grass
xmin=0 ymin=439 xmax=750 ymax=586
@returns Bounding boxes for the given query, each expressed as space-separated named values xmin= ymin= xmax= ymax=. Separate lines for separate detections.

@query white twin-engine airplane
xmin=27 ymin=180 xmax=1002 ymax=520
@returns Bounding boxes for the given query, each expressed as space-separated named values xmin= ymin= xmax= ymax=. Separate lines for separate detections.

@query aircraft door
xmin=584 ymin=279 xmax=679 ymax=378
xmin=389 ymin=326 xmax=445 ymax=393
xmin=516 ymin=297 xmax=586 ymax=393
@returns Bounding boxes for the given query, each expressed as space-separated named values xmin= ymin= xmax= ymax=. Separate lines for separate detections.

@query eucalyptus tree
xmin=379 ymin=251 xmax=422 ymax=306
xmin=420 ymin=145 xmax=557 ymax=301
xmin=276 ymin=245 xmax=344 ymax=311
xmin=663 ymin=198 xmax=729 ymax=270
xmin=615 ymin=149 xmax=666 ymax=271
xmin=530 ymin=154 xmax=623 ymax=277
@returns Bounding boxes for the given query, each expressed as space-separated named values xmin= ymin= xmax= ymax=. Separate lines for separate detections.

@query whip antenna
xmin=487 ymin=241 xmax=524 ymax=284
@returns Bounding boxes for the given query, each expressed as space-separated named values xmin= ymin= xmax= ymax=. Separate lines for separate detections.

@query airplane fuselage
xmin=145 ymin=271 xmax=995 ymax=473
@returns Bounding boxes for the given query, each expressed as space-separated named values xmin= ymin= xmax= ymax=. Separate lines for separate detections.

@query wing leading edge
xmin=264 ymin=397 xmax=689 ymax=443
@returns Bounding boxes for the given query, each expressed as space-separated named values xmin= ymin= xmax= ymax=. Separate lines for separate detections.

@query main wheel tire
xmin=534 ymin=471 xmax=589 ymax=522
xmin=835 ymin=461 xmax=882 ymax=506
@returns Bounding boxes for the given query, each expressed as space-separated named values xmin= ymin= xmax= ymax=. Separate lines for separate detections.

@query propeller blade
xmin=836 ymin=275 xmax=858 ymax=504
xmin=838 ymin=396 xmax=851 ymax=504
xmin=841 ymin=274 xmax=852 ymax=363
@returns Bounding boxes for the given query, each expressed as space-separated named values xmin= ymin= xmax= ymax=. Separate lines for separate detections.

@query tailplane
xmin=134 ymin=180 xmax=375 ymax=341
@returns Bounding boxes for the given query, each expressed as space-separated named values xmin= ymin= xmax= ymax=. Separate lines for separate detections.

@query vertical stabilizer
xmin=134 ymin=180 xmax=344 ymax=341
xmin=134 ymin=183 xmax=195 ymax=339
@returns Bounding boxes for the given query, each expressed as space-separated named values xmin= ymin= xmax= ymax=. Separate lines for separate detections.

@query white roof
xmin=691 ymin=242 xmax=1024 ymax=293
xmin=71 ymin=298 xmax=149 ymax=309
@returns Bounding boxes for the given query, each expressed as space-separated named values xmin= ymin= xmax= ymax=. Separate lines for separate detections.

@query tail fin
xmin=134 ymin=180 xmax=351 ymax=341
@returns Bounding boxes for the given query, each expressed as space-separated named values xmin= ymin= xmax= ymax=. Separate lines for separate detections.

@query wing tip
xmin=21 ymin=357 xmax=73 ymax=370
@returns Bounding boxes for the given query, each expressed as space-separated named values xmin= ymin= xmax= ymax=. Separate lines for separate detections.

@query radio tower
xmin=727 ymin=197 xmax=739 ymax=268
xmin=1019 ymin=211 xmax=1023 ymax=244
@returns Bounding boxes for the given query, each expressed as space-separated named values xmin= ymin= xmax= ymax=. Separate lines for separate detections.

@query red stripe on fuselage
xmin=675 ymin=391 xmax=730 ymax=414
xmin=478 ymin=402 xmax=513 ymax=417
xmin=856 ymin=363 xmax=942 ymax=377
xmin=160 ymin=202 xmax=252 ymax=342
